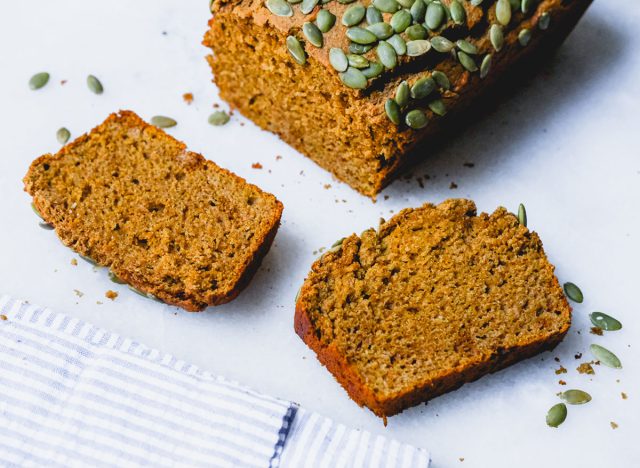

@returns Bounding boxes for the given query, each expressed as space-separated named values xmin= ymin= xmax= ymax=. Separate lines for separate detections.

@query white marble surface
xmin=1 ymin=1 xmax=638 ymax=466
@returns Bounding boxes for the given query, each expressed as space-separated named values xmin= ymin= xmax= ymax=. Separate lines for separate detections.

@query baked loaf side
xmin=24 ymin=111 xmax=283 ymax=311
xmin=205 ymin=0 xmax=591 ymax=197
xmin=295 ymin=199 xmax=571 ymax=418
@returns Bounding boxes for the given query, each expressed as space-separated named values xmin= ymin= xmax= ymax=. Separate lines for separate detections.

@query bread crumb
xmin=182 ymin=92 xmax=194 ymax=104
xmin=73 ymin=289 xmax=84 ymax=298
xmin=96 ymin=301 xmax=103 ymax=305
xmin=590 ymin=326 xmax=603 ymax=336
xmin=449 ymin=182 xmax=458 ymax=189
xmin=276 ymin=155 xmax=282 ymax=161
xmin=621 ymin=392 xmax=627 ymax=400
xmin=459 ymin=458 xmax=465 ymax=462
xmin=610 ymin=421 xmax=618 ymax=430
xmin=61 ymin=80 xmax=67 ymax=86
xmin=577 ymin=362 xmax=595 ymax=375
xmin=71 ymin=258 xmax=78 ymax=266
xmin=105 ymin=290 xmax=118 ymax=301
xmin=252 ymin=162 xmax=263 ymax=169
xmin=558 ymin=379 xmax=566 ymax=385
xmin=0 ymin=314 xmax=7 ymax=321
xmin=555 ymin=366 xmax=567 ymax=375
xmin=323 ymin=184 xmax=332 ymax=189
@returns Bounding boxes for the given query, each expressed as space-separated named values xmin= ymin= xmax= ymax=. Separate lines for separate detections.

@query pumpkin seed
xmin=519 ymin=28 xmax=532 ymax=46
xmin=317 ymin=9 xmax=337 ymax=32
xmin=151 ymin=116 xmax=177 ymax=128
xmin=300 ymin=0 xmax=319 ymax=14
xmin=361 ymin=61 xmax=384 ymax=78
xmin=29 ymin=72 xmax=50 ymax=90
xmin=385 ymin=99 xmax=401 ymax=124
xmin=589 ymin=312 xmax=622 ymax=331
xmin=563 ymin=282 xmax=583 ymax=303
xmin=425 ymin=2 xmax=445 ymax=30
xmin=331 ymin=238 xmax=345 ymax=248
xmin=496 ymin=0 xmax=511 ymax=26
xmin=56 ymin=127 xmax=71 ymax=144
xmin=80 ymin=254 xmax=98 ymax=266
xmin=388 ymin=34 xmax=407 ymax=55
xmin=406 ymin=39 xmax=431 ymax=56
xmin=590 ymin=344 xmax=622 ymax=369
xmin=109 ymin=270 xmax=126 ymax=284
xmin=456 ymin=39 xmax=477 ymax=55
xmin=395 ymin=81 xmax=410 ymax=107
xmin=432 ymin=70 xmax=450 ymax=90
xmin=266 ymin=0 xmax=293 ymax=16
xmin=458 ymin=51 xmax=477 ymax=72
xmin=397 ymin=0 xmax=415 ymax=7
xmin=329 ymin=48 xmax=349 ymax=72
xmin=390 ymin=9 xmax=412 ymax=33
xmin=349 ymin=42 xmax=374 ymax=54
xmin=517 ymin=203 xmax=527 ymax=226
xmin=39 ymin=222 xmax=54 ymax=230
xmin=546 ymin=403 xmax=567 ymax=428
xmin=338 ymin=0 xmax=357 ymax=3
xmin=470 ymin=0 xmax=483 ymax=5
xmin=367 ymin=22 xmax=394 ymax=40
xmin=366 ymin=5 xmax=383 ymax=24
xmin=521 ymin=0 xmax=534 ymax=14
xmin=340 ymin=67 xmax=368 ymax=89
xmin=295 ymin=287 xmax=301 ymax=303
xmin=560 ymin=389 xmax=591 ymax=405
xmin=286 ymin=35 xmax=306 ymax=64
xmin=303 ymin=22 xmax=324 ymax=47
xmin=343 ymin=4 xmax=366 ymax=26
xmin=411 ymin=76 xmax=436 ymax=99
xmin=509 ymin=0 xmax=519 ymax=9
xmin=373 ymin=0 xmax=400 ymax=13
xmin=87 ymin=75 xmax=104 ymax=94
xmin=450 ymin=0 xmax=466 ymax=25
xmin=490 ymin=24 xmax=504 ymax=51
xmin=410 ymin=0 xmax=427 ymax=22
xmin=128 ymin=285 xmax=159 ymax=301
xmin=430 ymin=36 xmax=454 ymax=53
xmin=538 ymin=11 xmax=551 ymax=30
xmin=405 ymin=109 xmax=428 ymax=129
xmin=208 ymin=111 xmax=230 ymax=126
xmin=31 ymin=203 xmax=44 ymax=219
xmin=347 ymin=26 xmax=378 ymax=44
xmin=377 ymin=41 xmax=398 ymax=68
xmin=288 ymin=0 xmax=303 ymax=4
xmin=347 ymin=53 xmax=370 ymax=68
xmin=406 ymin=24 xmax=428 ymax=40
xmin=480 ymin=54 xmax=492 ymax=79
xmin=428 ymin=99 xmax=446 ymax=116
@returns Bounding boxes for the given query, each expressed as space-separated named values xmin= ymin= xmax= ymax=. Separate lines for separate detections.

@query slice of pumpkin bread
xmin=295 ymin=199 xmax=570 ymax=418
xmin=24 ymin=110 xmax=283 ymax=311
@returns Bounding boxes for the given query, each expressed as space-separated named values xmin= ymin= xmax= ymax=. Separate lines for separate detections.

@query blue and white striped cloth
xmin=0 ymin=295 xmax=430 ymax=467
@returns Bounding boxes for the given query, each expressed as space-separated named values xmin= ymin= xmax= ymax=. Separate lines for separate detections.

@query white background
xmin=0 ymin=1 xmax=638 ymax=466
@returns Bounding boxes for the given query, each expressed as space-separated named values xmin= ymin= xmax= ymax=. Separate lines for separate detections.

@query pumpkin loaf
xmin=24 ymin=110 xmax=283 ymax=311
xmin=295 ymin=199 xmax=571 ymax=418
xmin=204 ymin=0 xmax=591 ymax=197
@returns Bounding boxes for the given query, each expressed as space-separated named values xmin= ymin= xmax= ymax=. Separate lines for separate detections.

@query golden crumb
xmin=558 ymin=380 xmax=566 ymax=385
xmin=105 ymin=290 xmax=118 ymax=301
xmin=590 ymin=326 xmax=603 ymax=336
xmin=252 ymin=162 xmax=263 ymax=169
xmin=0 ymin=314 xmax=7 ymax=321
xmin=71 ymin=258 xmax=78 ymax=266
xmin=610 ymin=422 xmax=618 ymax=430
xmin=73 ymin=289 xmax=84 ymax=297
xmin=621 ymin=392 xmax=627 ymax=400
xmin=459 ymin=458 xmax=465 ymax=462
xmin=182 ymin=92 xmax=194 ymax=104
xmin=275 ymin=155 xmax=282 ymax=161
xmin=555 ymin=366 xmax=567 ymax=375
xmin=577 ymin=362 xmax=595 ymax=375
xmin=323 ymin=184 xmax=332 ymax=189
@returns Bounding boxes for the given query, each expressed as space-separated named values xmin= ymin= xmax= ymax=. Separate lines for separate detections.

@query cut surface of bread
xmin=295 ymin=199 xmax=570 ymax=418
xmin=24 ymin=110 xmax=283 ymax=311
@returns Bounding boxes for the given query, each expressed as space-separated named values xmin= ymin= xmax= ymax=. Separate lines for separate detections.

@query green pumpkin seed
xmin=366 ymin=5 xmax=383 ymax=24
xmin=450 ymin=0 xmax=466 ymax=25
xmin=295 ymin=286 xmax=301 ymax=303
xmin=428 ymin=99 xmax=446 ymax=116
xmin=390 ymin=9 xmax=412 ymax=33
xmin=128 ymin=284 xmax=160 ymax=302
xmin=266 ymin=0 xmax=293 ymax=16
xmin=538 ymin=11 xmax=551 ymax=30
xmin=385 ymin=99 xmax=401 ymax=124
xmin=517 ymin=203 xmax=527 ymax=226
xmin=395 ymin=81 xmax=410 ymax=107
xmin=410 ymin=76 xmax=436 ymax=99
xmin=347 ymin=53 xmax=370 ymax=68
xmin=39 ymin=222 xmax=54 ymax=230
xmin=490 ymin=24 xmax=504 ymax=51
xmin=349 ymin=42 xmax=374 ymax=54
xmin=509 ymin=0 xmax=519 ymax=9
xmin=377 ymin=41 xmax=398 ymax=68
xmin=303 ymin=22 xmax=324 ymax=47
xmin=56 ymin=127 xmax=71 ymax=145
xmin=430 ymin=36 xmax=454 ymax=53
xmin=521 ymin=0 xmax=535 ymax=14
xmin=317 ymin=9 xmax=337 ymax=32
xmin=29 ymin=72 xmax=50 ymax=90
xmin=151 ymin=116 xmax=177 ymax=128
xmin=343 ymin=4 xmax=366 ymax=26
xmin=31 ymin=202 xmax=43 ymax=219
xmin=286 ymin=35 xmax=306 ymax=64
xmin=425 ymin=2 xmax=445 ymax=30
xmin=519 ymin=28 xmax=532 ymax=46
xmin=458 ymin=51 xmax=477 ymax=72
xmin=405 ymin=109 xmax=428 ymax=129
xmin=388 ymin=34 xmax=407 ymax=55
xmin=329 ymin=48 xmax=349 ymax=72
xmin=405 ymin=24 xmax=428 ymax=40
xmin=87 ymin=75 xmax=104 ymax=95
xmin=338 ymin=0 xmax=357 ymax=3
xmin=347 ymin=27 xmax=378 ymax=44
xmin=288 ymin=0 xmax=303 ymax=4
xmin=496 ymin=0 xmax=512 ymax=26
xmin=340 ymin=67 xmax=368 ymax=89
xmin=590 ymin=344 xmax=622 ymax=369
xmin=367 ymin=22 xmax=394 ymax=40
xmin=300 ymin=0 xmax=319 ymax=14
xmin=546 ymin=403 xmax=567 ymax=428
xmin=589 ymin=312 xmax=622 ymax=331
xmin=397 ymin=0 xmax=415 ymax=7
xmin=432 ymin=70 xmax=450 ymax=90
xmin=480 ymin=54 xmax=492 ymax=79
xmin=208 ymin=111 xmax=230 ymax=126
xmin=560 ymin=389 xmax=591 ymax=405
xmin=373 ymin=0 xmax=400 ymax=13
xmin=109 ymin=270 xmax=126 ymax=284
xmin=456 ymin=39 xmax=477 ymax=54
xmin=406 ymin=39 xmax=431 ymax=56
xmin=470 ymin=0 xmax=483 ymax=5
xmin=80 ymin=254 xmax=98 ymax=266
xmin=563 ymin=282 xmax=583 ymax=303
xmin=361 ymin=61 xmax=384 ymax=78
xmin=410 ymin=0 xmax=427 ymax=22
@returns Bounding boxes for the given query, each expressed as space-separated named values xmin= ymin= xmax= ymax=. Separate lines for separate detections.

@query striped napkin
xmin=0 ymin=295 xmax=430 ymax=467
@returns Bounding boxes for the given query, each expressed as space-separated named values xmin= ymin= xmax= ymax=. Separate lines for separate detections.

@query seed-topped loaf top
xmin=24 ymin=110 xmax=283 ymax=311
xmin=295 ymin=199 xmax=571 ymax=417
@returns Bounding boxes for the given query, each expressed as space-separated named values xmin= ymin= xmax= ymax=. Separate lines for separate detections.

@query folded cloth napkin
xmin=0 ymin=295 xmax=430 ymax=467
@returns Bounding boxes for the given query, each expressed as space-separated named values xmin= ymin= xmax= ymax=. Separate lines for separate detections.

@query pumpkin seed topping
xmin=517 ymin=203 xmax=527 ymax=226
xmin=589 ymin=312 xmax=622 ymax=331
xmin=300 ymin=0 xmax=319 ymax=14
xmin=317 ymin=9 xmax=337 ymax=32
xmin=406 ymin=24 xmax=428 ymax=40
xmin=87 ymin=75 xmax=104 ymax=95
xmin=432 ymin=70 xmax=450 ymax=90
xmin=456 ymin=39 xmax=477 ymax=55
xmin=373 ymin=0 xmax=400 ymax=13
xmin=57 ymin=127 xmax=71 ymax=145
xmin=340 ymin=67 xmax=368 ymax=89
xmin=563 ymin=282 xmax=583 ymax=303
xmin=29 ymin=72 xmax=50 ymax=90
xmin=457 ymin=51 xmax=478 ymax=72
xmin=431 ymin=36 xmax=455 ymax=53
xmin=347 ymin=53 xmax=370 ymax=68
xmin=266 ymin=0 xmax=293 ymax=16
xmin=490 ymin=24 xmax=505 ymax=51
xmin=343 ymin=4 xmax=366 ymax=26
xmin=405 ymin=109 xmax=428 ymax=129
xmin=367 ymin=22 xmax=394 ymax=40
xmin=546 ymin=403 xmax=567 ymax=428
xmin=450 ymin=0 xmax=466 ymax=25
xmin=395 ymin=81 xmax=410 ymax=107
xmin=377 ymin=40 xmax=398 ymax=68
xmin=590 ymin=344 xmax=622 ymax=369
xmin=361 ymin=61 xmax=384 ymax=78
xmin=347 ymin=26 xmax=378 ymax=44
xmin=388 ymin=34 xmax=407 ymax=55
xmin=303 ymin=22 xmax=324 ymax=47
xmin=406 ymin=39 xmax=432 ymax=56
xmin=31 ymin=203 xmax=44 ymax=219
xmin=538 ymin=11 xmax=551 ymax=30
xmin=560 ymin=389 xmax=592 ymax=405
xmin=385 ymin=99 xmax=401 ymax=124
xmin=366 ymin=5 xmax=383 ymax=24
xmin=470 ymin=0 xmax=483 ymax=5
xmin=349 ymin=42 xmax=374 ymax=54
xmin=39 ymin=222 xmax=54 ymax=230
xmin=80 ymin=254 xmax=98 ymax=266
xmin=396 ymin=0 xmax=414 ymax=7
xmin=151 ymin=116 xmax=177 ymax=128
xmin=109 ymin=271 xmax=126 ymax=284
xmin=286 ymin=35 xmax=307 ymax=64
xmin=410 ymin=0 xmax=427 ymax=22
xmin=208 ymin=111 xmax=230 ymax=126
xmin=428 ymin=99 xmax=446 ymax=116
xmin=480 ymin=54 xmax=492 ymax=79
xmin=519 ymin=28 xmax=532 ymax=46
xmin=425 ymin=2 xmax=445 ymax=30
xmin=410 ymin=76 xmax=436 ymax=99
xmin=521 ymin=0 xmax=534 ymax=14
xmin=329 ymin=48 xmax=349 ymax=72
xmin=496 ymin=0 xmax=512 ymax=26
xmin=390 ymin=9 xmax=412 ymax=33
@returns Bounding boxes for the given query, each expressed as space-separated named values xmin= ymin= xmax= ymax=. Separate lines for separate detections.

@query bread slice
xmin=295 ymin=199 xmax=570 ymax=418
xmin=24 ymin=110 xmax=283 ymax=311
